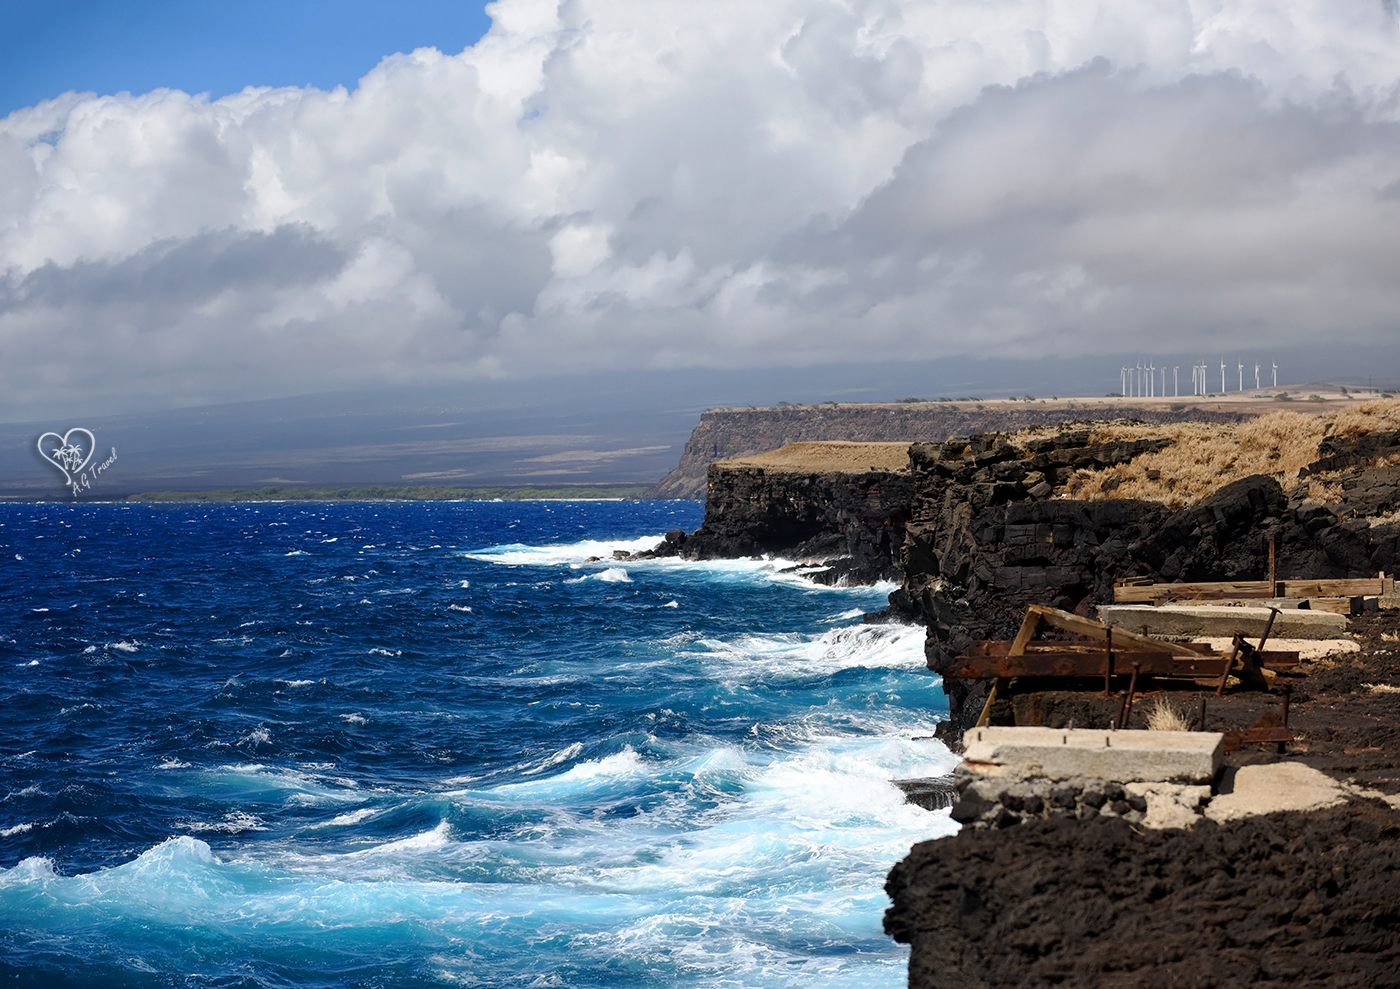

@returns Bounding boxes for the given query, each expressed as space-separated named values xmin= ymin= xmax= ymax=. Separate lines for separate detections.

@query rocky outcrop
xmin=884 ymin=801 xmax=1400 ymax=989
xmin=646 ymin=404 xmax=1248 ymax=499
xmin=648 ymin=462 xmax=915 ymax=583
xmin=890 ymin=429 xmax=1400 ymax=744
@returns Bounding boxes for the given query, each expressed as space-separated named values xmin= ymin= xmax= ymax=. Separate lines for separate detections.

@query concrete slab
xmin=1124 ymin=781 xmax=1212 ymax=830
xmin=1099 ymin=604 xmax=1349 ymax=640
xmin=1204 ymin=763 xmax=1348 ymax=823
xmin=1193 ymin=636 xmax=1360 ymax=660
xmin=961 ymin=727 xmax=1223 ymax=784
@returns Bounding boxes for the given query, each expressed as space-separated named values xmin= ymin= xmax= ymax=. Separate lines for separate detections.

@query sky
xmin=3 ymin=0 xmax=1400 ymax=425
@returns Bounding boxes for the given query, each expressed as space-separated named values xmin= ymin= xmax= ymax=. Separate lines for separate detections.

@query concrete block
xmin=961 ymin=727 xmax=1223 ymax=784
xmin=1204 ymin=763 xmax=1347 ymax=823
xmin=1193 ymin=636 xmax=1359 ymax=660
xmin=1098 ymin=604 xmax=1349 ymax=640
xmin=1124 ymin=781 xmax=1212 ymax=830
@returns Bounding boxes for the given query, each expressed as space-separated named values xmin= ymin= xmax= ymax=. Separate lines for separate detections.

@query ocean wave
xmin=463 ymin=534 xmax=665 ymax=565
xmin=685 ymin=622 xmax=928 ymax=676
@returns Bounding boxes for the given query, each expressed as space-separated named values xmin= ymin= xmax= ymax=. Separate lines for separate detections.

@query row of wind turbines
xmin=1119 ymin=361 xmax=1279 ymax=399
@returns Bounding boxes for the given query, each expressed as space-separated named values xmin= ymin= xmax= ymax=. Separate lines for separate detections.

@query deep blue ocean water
xmin=0 ymin=500 xmax=955 ymax=988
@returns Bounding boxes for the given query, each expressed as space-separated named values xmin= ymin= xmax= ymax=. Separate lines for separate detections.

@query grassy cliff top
xmin=718 ymin=441 xmax=912 ymax=473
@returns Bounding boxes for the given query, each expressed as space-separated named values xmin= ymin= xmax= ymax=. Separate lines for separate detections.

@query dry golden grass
xmin=1331 ymin=399 xmax=1400 ymax=437
xmin=720 ymin=442 xmax=911 ymax=473
xmin=1144 ymin=698 xmax=1193 ymax=731
xmin=1047 ymin=403 xmax=1400 ymax=510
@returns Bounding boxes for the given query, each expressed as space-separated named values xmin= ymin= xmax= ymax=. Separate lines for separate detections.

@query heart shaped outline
xmin=38 ymin=428 xmax=96 ymax=488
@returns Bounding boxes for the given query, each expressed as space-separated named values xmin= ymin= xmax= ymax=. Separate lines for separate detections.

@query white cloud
xmin=2 ymin=0 xmax=1399 ymax=418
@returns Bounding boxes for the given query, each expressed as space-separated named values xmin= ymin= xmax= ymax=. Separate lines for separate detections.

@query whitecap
xmin=0 ymin=823 xmax=33 ymax=837
xmin=278 ymin=679 xmax=315 ymax=688
xmin=285 ymin=550 xmax=310 ymax=556
xmin=340 ymin=713 xmax=367 ymax=724
xmin=662 ymin=600 xmax=680 ymax=608
xmin=463 ymin=534 xmax=664 ymax=566
xmin=321 ymin=807 xmax=378 ymax=827
xmin=158 ymin=759 xmax=191 ymax=769
xmin=595 ymin=568 xmax=631 ymax=583
xmin=175 ymin=811 xmax=267 ymax=834
xmin=448 ymin=605 xmax=472 ymax=612
xmin=368 ymin=648 xmax=401 ymax=657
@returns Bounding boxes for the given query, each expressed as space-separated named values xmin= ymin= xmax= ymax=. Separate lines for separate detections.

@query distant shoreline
xmin=0 ymin=484 xmax=659 ymax=504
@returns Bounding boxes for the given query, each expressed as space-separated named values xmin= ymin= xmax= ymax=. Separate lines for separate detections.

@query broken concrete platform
xmin=1098 ymin=603 xmax=1349 ymax=640
xmin=961 ymin=726 xmax=1223 ymax=784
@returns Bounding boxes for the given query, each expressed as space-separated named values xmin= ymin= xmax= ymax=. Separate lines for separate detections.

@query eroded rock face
xmin=888 ymin=429 xmax=1400 ymax=742
xmin=655 ymin=464 xmax=916 ymax=584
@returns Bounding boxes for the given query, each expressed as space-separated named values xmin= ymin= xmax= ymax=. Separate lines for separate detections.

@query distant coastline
xmin=1 ymin=484 xmax=655 ymax=504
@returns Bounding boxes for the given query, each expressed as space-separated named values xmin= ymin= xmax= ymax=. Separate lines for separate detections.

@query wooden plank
xmin=946 ymin=652 xmax=1179 ymax=680
xmin=1114 ymin=577 xmax=1389 ymax=604
xmin=1026 ymin=604 xmax=1203 ymax=658
xmin=1007 ymin=608 xmax=1041 ymax=657
xmin=1114 ymin=581 xmax=1271 ymax=603
xmin=1280 ymin=578 xmax=1387 ymax=597
xmin=1303 ymin=596 xmax=1363 ymax=615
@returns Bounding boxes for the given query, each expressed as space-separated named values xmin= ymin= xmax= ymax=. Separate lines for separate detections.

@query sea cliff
xmin=659 ymin=401 xmax=1400 ymax=988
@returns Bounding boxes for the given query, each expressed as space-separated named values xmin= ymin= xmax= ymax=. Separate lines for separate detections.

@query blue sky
xmin=0 ymin=0 xmax=492 ymax=116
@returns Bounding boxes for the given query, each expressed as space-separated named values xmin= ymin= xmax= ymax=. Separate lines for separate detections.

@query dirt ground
xmin=885 ymin=610 xmax=1400 ymax=988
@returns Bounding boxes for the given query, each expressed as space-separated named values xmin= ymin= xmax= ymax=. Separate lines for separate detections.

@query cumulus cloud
xmin=2 ymin=0 xmax=1399 ymax=418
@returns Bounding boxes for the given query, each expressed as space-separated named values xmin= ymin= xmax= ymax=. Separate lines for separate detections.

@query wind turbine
xmin=1221 ymin=361 xmax=1227 ymax=394
xmin=1254 ymin=364 xmax=1260 ymax=390
xmin=1272 ymin=362 xmax=1278 ymax=388
xmin=1238 ymin=362 xmax=1244 ymax=392
xmin=1174 ymin=366 xmax=1179 ymax=397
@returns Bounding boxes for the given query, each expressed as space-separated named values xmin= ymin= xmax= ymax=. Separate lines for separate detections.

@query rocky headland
xmin=644 ymin=401 xmax=1250 ymax=500
xmin=647 ymin=397 xmax=1400 ymax=988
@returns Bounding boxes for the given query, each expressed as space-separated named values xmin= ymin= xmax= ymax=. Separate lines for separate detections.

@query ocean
xmin=0 ymin=500 xmax=956 ymax=988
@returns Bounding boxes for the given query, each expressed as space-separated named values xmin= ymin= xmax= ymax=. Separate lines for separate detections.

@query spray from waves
xmin=467 ymin=535 xmax=898 ymax=598
xmin=1 ymin=731 xmax=961 ymax=987
xmin=463 ymin=534 xmax=664 ymax=565
xmin=684 ymin=622 xmax=929 ymax=677
xmin=566 ymin=567 xmax=632 ymax=584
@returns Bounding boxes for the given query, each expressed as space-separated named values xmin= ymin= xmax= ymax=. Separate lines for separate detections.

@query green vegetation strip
xmin=127 ymin=485 xmax=652 ymax=502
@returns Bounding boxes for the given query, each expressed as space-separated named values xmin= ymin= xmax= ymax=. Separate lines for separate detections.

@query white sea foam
xmin=322 ymin=807 xmax=378 ymax=827
xmin=278 ymin=680 xmax=315 ymax=688
xmin=448 ymin=605 xmax=473 ymax=612
xmin=521 ymin=742 xmax=584 ymax=775
xmin=285 ymin=550 xmax=310 ymax=556
xmin=685 ymin=622 xmax=928 ymax=677
xmin=463 ymin=534 xmax=664 ymax=566
xmin=368 ymin=648 xmax=402 ymax=657
xmin=340 ymin=713 xmax=367 ymax=724
xmin=175 ymin=812 xmax=268 ymax=834
xmin=663 ymin=600 xmax=679 ymax=608
xmin=1 ymin=822 xmax=33 ymax=837
xmin=157 ymin=759 xmax=191 ymax=769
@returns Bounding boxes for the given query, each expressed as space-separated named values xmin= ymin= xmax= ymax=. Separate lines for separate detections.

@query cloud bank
xmin=2 ymin=0 xmax=1399 ymax=418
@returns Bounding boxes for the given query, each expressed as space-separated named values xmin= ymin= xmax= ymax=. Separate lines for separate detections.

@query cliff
xmin=645 ymin=403 xmax=1250 ymax=499
xmin=642 ymin=442 xmax=915 ymax=584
